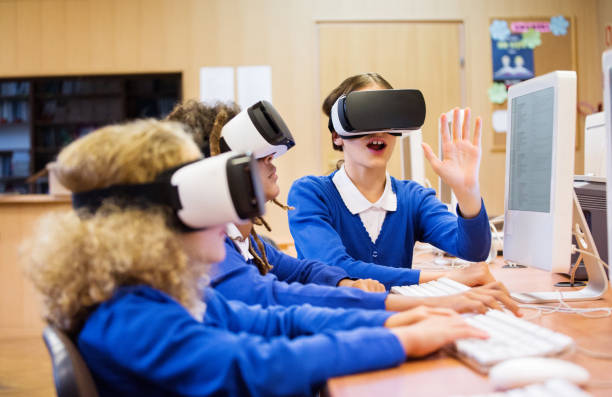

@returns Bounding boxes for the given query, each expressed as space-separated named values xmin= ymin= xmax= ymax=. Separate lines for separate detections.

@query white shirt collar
xmin=225 ymin=223 xmax=254 ymax=260
xmin=332 ymin=165 xmax=397 ymax=215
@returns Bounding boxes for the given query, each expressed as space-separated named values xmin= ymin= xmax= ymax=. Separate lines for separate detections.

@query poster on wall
xmin=492 ymin=34 xmax=534 ymax=82
xmin=487 ymin=16 xmax=574 ymax=150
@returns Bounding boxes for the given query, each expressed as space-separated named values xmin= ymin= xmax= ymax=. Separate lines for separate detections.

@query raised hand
xmin=422 ymin=107 xmax=483 ymax=217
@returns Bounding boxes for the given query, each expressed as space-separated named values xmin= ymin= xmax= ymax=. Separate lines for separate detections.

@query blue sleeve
xmin=211 ymin=241 xmax=387 ymax=310
xmin=203 ymin=288 xmax=393 ymax=336
xmin=288 ymin=178 xmax=421 ymax=289
xmin=79 ymin=288 xmax=405 ymax=397
xmin=415 ymin=190 xmax=491 ymax=262
xmin=262 ymin=239 xmax=349 ymax=286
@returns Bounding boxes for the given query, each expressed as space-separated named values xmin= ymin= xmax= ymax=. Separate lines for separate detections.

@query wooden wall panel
xmin=0 ymin=0 xmax=605 ymax=242
xmin=40 ymin=1 xmax=66 ymax=72
xmin=0 ymin=198 xmax=71 ymax=339
xmin=16 ymin=1 xmax=42 ymax=73
xmin=89 ymin=0 xmax=115 ymax=71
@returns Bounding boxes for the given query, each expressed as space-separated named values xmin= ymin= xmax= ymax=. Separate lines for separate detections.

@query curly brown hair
xmin=322 ymin=73 xmax=393 ymax=151
xmin=165 ymin=100 xmax=241 ymax=156
xmin=21 ymin=120 xmax=207 ymax=334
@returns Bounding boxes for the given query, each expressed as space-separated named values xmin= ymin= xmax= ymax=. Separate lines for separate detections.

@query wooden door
xmin=318 ymin=21 xmax=464 ymax=185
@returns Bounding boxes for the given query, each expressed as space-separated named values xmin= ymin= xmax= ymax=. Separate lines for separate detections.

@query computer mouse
xmin=489 ymin=357 xmax=590 ymax=389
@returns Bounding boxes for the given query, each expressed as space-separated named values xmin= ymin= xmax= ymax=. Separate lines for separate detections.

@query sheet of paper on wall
xmin=237 ymin=65 xmax=272 ymax=109
xmin=199 ymin=67 xmax=235 ymax=104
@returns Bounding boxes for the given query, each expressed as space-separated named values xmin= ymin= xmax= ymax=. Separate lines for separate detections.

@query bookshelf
xmin=0 ymin=73 xmax=182 ymax=193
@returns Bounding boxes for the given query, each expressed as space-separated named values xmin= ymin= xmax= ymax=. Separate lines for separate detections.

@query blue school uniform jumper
xmin=287 ymin=173 xmax=491 ymax=290
xmin=78 ymin=286 xmax=404 ymax=397
xmin=210 ymin=237 xmax=395 ymax=309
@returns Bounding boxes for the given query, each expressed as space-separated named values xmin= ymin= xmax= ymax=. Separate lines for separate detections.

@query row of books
xmin=0 ymin=150 xmax=29 ymax=178
xmin=0 ymin=101 xmax=28 ymax=124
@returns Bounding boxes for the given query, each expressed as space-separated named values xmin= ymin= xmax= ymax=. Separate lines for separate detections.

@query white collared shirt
xmin=332 ymin=165 xmax=397 ymax=243
xmin=226 ymin=223 xmax=254 ymax=261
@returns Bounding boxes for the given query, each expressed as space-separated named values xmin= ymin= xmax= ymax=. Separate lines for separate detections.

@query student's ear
xmin=332 ymin=132 xmax=344 ymax=148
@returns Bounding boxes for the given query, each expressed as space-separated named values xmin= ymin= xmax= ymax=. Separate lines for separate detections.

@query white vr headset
xmin=328 ymin=89 xmax=426 ymax=138
xmin=220 ymin=100 xmax=295 ymax=159
xmin=72 ymin=151 xmax=265 ymax=231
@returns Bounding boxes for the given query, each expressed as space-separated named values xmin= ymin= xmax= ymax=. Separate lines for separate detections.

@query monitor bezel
xmin=503 ymin=71 xmax=577 ymax=273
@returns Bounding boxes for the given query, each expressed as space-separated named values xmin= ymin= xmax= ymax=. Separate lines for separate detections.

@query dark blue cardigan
xmin=78 ymin=286 xmax=403 ymax=397
xmin=287 ymin=173 xmax=491 ymax=289
xmin=210 ymin=237 xmax=388 ymax=309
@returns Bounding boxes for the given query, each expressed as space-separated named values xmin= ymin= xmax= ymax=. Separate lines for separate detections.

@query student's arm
xmin=415 ymin=189 xmax=491 ymax=262
xmin=204 ymin=288 xmax=393 ymax=336
xmin=287 ymin=178 xmax=421 ymax=290
xmin=262 ymin=239 xmax=349 ymax=286
xmin=211 ymin=248 xmax=388 ymax=310
xmin=78 ymin=288 xmax=405 ymax=397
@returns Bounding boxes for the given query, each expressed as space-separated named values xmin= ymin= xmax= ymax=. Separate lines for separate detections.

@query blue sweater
xmin=210 ymin=237 xmax=388 ymax=309
xmin=287 ymin=174 xmax=491 ymax=289
xmin=78 ymin=286 xmax=404 ymax=397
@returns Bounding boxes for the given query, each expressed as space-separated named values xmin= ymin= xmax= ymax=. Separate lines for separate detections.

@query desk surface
xmin=325 ymin=259 xmax=612 ymax=397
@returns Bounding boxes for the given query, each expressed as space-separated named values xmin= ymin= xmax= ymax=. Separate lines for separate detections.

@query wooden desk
xmin=325 ymin=259 xmax=612 ymax=397
xmin=0 ymin=194 xmax=71 ymax=339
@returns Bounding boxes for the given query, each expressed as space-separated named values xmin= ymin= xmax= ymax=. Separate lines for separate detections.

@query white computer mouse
xmin=489 ymin=357 xmax=590 ymax=389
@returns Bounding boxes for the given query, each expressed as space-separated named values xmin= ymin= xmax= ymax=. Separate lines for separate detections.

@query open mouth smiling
xmin=366 ymin=136 xmax=387 ymax=151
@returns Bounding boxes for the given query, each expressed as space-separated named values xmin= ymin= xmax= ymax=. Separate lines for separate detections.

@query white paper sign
xmin=492 ymin=109 xmax=508 ymax=133
xmin=200 ymin=67 xmax=235 ymax=103
xmin=237 ymin=65 xmax=272 ymax=109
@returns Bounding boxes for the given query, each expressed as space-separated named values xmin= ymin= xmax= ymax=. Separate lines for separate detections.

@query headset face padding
xmin=329 ymin=89 xmax=426 ymax=137
xmin=220 ymin=100 xmax=295 ymax=159
xmin=72 ymin=152 xmax=265 ymax=231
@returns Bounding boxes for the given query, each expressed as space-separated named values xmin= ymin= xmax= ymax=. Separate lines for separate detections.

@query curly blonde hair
xmin=21 ymin=120 xmax=207 ymax=334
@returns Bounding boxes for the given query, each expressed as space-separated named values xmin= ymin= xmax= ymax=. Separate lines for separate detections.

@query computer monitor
xmin=399 ymin=129 xmax=427 ymax=186
xmin=504 ymin=71 xmax=575 ymax=274
xmin=584 ymin=111 xmax=606 ymax=177
xmin=603 ymin=49 xmax=612 ymax=284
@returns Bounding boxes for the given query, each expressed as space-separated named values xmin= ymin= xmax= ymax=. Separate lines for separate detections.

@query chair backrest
xmin=42 ymin=325 xmax=100 ymax=397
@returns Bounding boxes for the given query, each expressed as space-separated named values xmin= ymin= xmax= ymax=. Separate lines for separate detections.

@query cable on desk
xmin=576 ymin=346 xmax=612 ymax=361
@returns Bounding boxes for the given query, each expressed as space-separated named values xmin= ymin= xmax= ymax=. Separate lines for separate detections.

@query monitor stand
xmin=511 ymin=191 xmax=609 ymax=303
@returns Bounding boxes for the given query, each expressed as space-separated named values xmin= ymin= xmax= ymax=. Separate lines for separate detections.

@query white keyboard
xmin=450 ymin=310 xmax=574 ymax=373
xmin=451 ymin=379 xmax=591 ymax=397
xmin=391 ymin=277 xmax=471 ymax=296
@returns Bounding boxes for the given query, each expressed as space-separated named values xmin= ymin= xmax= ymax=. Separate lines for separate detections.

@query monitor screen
xmin=508 ymin=87 xmax=555 ymax=213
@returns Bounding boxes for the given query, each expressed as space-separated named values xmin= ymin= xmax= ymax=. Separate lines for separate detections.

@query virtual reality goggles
xmin=220 ymin=100 xmax=295 ymax=159
xmin=328 ymin=89 xmax=426 ymax=138
xmin=72 ymin=151 xmax=265 ymax=231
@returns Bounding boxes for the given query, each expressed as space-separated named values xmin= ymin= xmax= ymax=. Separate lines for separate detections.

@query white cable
xmin=572 ymin=247 xmax=609 ymax=270
xmin=576 ymin=345 xmax=612 ymax=360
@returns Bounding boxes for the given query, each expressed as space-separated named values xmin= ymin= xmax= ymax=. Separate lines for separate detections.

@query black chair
xmin=42 ymin=325 xmax=99 ymax=397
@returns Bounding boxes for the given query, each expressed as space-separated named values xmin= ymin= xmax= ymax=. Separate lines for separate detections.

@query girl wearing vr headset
xmin=288 ymin=73 xmax=495 ymax=290
xmin=22 ymin=120 xmax=490 ymax=396
xmin=166 ymin=100 xmax=520 ymax=316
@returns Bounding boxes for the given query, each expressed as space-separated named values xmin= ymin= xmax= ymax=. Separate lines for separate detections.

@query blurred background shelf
xmin=0 ymin=73 xmax=182 ymax=194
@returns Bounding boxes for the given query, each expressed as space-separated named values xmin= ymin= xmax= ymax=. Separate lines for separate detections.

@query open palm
xmin=422 ymin=108 xmax=482 ymax=197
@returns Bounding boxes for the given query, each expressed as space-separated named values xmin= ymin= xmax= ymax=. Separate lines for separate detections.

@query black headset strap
xmin=72 ymin=182 xmax=182 ymax=213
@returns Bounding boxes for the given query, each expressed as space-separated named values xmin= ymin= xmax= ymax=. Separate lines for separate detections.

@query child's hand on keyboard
xmin=384 ymin=306 xmax=457 ymax=328
xmin=468 ymin=281 xmax=522 ymax=316
xmin=423 ymin=282 xmax=522 ymax=316
xmin=390 ymin=315 xmax=489 ymax=357
xmin=337 ymin=277 xmax=386 ymax=292
xmin=443 ymin=261 xmax=496 ymax=287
